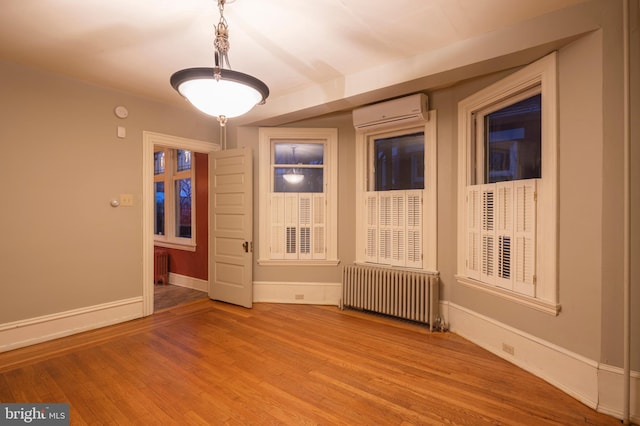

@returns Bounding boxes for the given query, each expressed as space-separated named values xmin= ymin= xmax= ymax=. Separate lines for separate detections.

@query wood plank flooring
xmin=154 ymin=283 xmax=208 ymax=311
xmin=0 ymin=300 xmax=621 ymax=425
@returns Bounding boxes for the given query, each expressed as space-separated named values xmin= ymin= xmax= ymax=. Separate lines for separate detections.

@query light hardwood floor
xmin=0 ymin=300 xmax=621 ymax=425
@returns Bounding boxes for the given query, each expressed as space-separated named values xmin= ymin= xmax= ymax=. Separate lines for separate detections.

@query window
xmin=457 ymin=52 xmax=559 ymax=314
xmin=154 ymin=147 xmax=196 ymax=250
xmin=258 ymin=128 xmax=338 ymax=264
xmin=355 ymin=115 xmax=437 ymax=271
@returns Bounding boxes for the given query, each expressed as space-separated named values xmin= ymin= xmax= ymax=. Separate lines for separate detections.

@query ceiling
xmin=0 ymin=0 xmax=588 ymax=126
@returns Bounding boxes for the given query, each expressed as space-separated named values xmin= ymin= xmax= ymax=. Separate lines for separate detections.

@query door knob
xmin=242 ymin=241 xmax=249 ymax=252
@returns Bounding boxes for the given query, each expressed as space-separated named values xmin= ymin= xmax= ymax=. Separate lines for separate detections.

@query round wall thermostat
xmin=114 ymin=106 xmax=128 ymax=119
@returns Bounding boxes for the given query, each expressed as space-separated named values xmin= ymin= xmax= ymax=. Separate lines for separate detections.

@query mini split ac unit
xmin=352 ymin=93 xmax=428 ymax=131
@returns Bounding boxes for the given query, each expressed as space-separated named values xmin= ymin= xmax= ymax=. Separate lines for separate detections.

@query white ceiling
xmin=0 ymin=0 xmax=588 ymax=125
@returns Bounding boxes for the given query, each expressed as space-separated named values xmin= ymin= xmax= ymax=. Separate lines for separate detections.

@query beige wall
xmin=0 ymin=60 xmax=218 ymax=324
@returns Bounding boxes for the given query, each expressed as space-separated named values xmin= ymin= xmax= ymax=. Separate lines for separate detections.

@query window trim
xmin=154 ymin=147 xmax=197 ymax=251
xmin=456 ymin=52 xmax=559 ymax=314
xmin=258 ymin=127 xmax=339 ymax=266
xmin=355 ymin=111 xmax=437 ymax=272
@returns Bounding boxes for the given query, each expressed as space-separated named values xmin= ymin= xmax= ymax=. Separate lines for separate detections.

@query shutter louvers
xmin=365 ymin=193 xmax=378 ymax=263
xmin=391 ymin=193 xmax=405 ymax=266
xmin=298 ymin=195 xmax=311 ymax=259
xmin=270 ymin=194 xmax=285 ymax=259
xmin=514 ymin=180 xmax=537 ymax=296
xmin=495 ymin=182 xmax=513 ymax=290
xmin=480 ymin=186 xmax=495 ymax=284
xmin=379 ymin=194 xmax=392 ymax=264
xmin=284 ymin=194 xmax=298 ymax=259
xmin=312 ymin=194 xmax=326 ymax=259
xmin=406 ymin=191 xmax=423 ymax=269
xmin=466 ymin=186 xmax=481 ymax=279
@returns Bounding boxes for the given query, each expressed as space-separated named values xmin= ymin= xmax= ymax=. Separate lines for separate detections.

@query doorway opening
xmin=142 ymin=132 xmax=220 ymax=315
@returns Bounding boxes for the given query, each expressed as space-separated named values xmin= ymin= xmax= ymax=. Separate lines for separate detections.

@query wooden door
xmin=209 ymin=147 xmax=253 ymax=308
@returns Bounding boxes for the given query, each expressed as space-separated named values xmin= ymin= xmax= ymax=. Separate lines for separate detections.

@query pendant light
xmin=170 ymin=0 xmax=269 ymax=127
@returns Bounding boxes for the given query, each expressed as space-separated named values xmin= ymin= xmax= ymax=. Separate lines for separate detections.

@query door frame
xmin=142 ymin=131 xmax=220 ymax=316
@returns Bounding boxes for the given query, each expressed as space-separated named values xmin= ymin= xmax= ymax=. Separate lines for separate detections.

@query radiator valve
xmin=433 ymin=316 xmax=448 ymax=332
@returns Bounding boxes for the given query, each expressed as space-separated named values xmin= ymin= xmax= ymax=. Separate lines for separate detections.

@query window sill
xmin=455 ymin=275 xmax=561 ymax=316
xmin=257 ymin=259 xmax=341 ymax=267
xmin=154 ymin=240 xmax=196 ymax=252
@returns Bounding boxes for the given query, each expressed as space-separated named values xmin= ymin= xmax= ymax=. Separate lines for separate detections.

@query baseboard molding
xmin=597 ymin=364 xmax=640 ymax=423
xmin=169 ymin=273 xmax=208 ymax=293
xmin=448 ymin=302 xmax=638 ymax=422
xmin=0 ymin=297 xmax=144 ymax=353
xmin=253 ymin=281 xmax=341 ymax=305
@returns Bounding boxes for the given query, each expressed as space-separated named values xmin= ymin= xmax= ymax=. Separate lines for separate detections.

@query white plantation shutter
xmin=391 ymin=193 xmax=405 ymax=266
xmin=466 ymin=179 xmax=538 ymax=296
xmin=480 ymin=186 xmax=495 ymax=284
xmin=513 ymin=180 xmax=537 ymax=296
xmin=270 ymin=194 xmax=285 ymax=259
xmin=466 ymin=186 xmax=481 ymax=279
xmin=270 ymin=193 xmax=327 ymax=260
xmin=378 ymin=193 xmax=392 ymax=263
xmin=298 ymin=194 xmax=312 ymax=259
xmin=495 ymin=182 xmax=513 ymax=290
xmin=406 ymin=191 xmax=423 ymax=268
xmin=364 ymin=191 xmax=423 ymax=268
xmin=312 ymin=194 xmax=326 ymax=258
xmin=284 ymin=194 xmax=299 ymax=259
xmin=365 ymin=193 xmax=378 ymax=262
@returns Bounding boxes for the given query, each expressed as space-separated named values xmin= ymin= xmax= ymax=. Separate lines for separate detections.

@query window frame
xmin=154 ymin=147 xmax=197 ymax=251
xmin=355 ymin=112 xmax=437 ymax=272
xmin=258 ymin=127 xmax=339 ymax=266
xmin=456 ymin=52 xmax=559 ymax=314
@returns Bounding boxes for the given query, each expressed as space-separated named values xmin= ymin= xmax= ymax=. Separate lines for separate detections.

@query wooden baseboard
xmin=447 ymin=301 xmax=638 ymax=421
xmin=253 ymin=281 xmax=341 ymax=305
xmin=0 ymin=297 xmax=144 ymax=353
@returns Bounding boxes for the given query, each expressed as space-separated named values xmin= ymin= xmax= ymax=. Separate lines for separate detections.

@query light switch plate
xmin=119 ymin=194 xmax=134 ymax=206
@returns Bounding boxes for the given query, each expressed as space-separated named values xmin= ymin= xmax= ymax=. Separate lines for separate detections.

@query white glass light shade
xmin=171 ymin=68 xmax=269 ymax=118
xmin=283 ymin=173 xmax=304 ymax=184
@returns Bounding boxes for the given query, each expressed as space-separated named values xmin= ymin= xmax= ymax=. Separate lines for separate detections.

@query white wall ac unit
xmin=352 ymin=93 xmax=428 ymax=131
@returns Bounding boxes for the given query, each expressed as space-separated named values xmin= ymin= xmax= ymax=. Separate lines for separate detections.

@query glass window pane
xmin=374 ymin=132 xmax=424 ymax=191
xmin=175 ymin=178 xmax=192 ymax=238
xmin=154 ymin=182 xmax=165 ymax=235
xmin=176 ymin=149 xmax=192 ymax=172
xmin=154 ymin=151 xmax=165 ymax=175
xmin=274 ymin=143 xmax=324 ymax=165
xmin=485 ymin=94 xmax=541 ymax=183
xmin=274 ymin=168 xmax=324 ymax=193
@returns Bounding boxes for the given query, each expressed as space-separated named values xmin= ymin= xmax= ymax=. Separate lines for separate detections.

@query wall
xmin=0 ymin=59 xmax=218 ymax=329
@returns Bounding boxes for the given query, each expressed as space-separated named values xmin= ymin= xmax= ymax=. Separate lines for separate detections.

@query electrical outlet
xmin=502 ymin=343 xmax=515 ymax=355
xmin=294 ymin=294 xmax=304 ymax=300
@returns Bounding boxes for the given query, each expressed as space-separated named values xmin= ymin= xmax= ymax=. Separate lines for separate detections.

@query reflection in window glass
xmin=175 ymin=179 xmax=192 ymax=238
xmin=274 ymin=168 xmax=324 ymax=193
xmin=154 ymin=151 xmax=165 ymax=175
xmin=177 ymin=149 xmax=192 ymax=172
xmin=274 ymin=143 xmax=324 ymax=165
xmin=485 ymin=94 xmax=541 ymax=183
xmin=273 ymin=143 xmax=325 ymax=193
xmin=374 ymin=132 xmax=424 ymax=191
